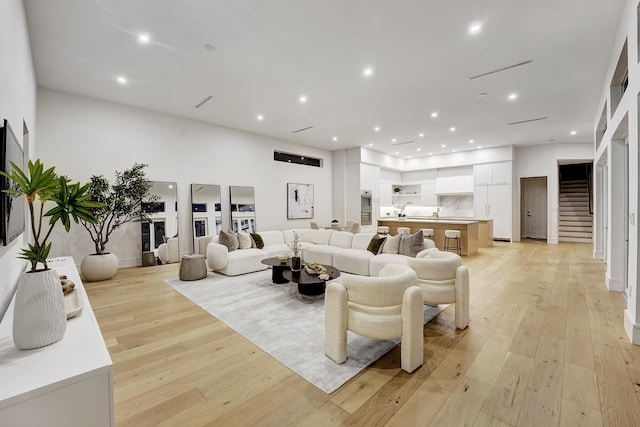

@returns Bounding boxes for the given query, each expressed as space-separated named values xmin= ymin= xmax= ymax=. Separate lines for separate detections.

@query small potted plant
xmin=80 ymin=163 xmax=158 ymax=281
xmin=288 ymin=231 xmax=303 ymax=271
xmin=0 ymin=159 xmax=101 ymax=349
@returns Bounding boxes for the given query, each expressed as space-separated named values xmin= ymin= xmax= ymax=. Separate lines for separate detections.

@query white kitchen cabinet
xmin=380 ymin=180 xmax=393 ymax=206
xmin=474 ymin=184 xmax=512 ymax=240
xmin=473 ymin=162 xmax=512 ymax=186
xmin=0 ymin=257 xmax=114 ymax=427
xmin=421 ymin=181 xmax=437 ymax=205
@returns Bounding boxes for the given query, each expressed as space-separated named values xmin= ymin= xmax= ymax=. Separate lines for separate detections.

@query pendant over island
xmin=377 ymin=217 xmax=494 ymax=256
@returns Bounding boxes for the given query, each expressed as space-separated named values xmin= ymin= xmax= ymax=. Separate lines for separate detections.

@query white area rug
xmin=164 ymin=270 xmax=444 ymax=393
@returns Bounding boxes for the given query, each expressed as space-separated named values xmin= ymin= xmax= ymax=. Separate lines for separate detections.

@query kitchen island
xmin=377 ymin=218 xmax=483 ymax=256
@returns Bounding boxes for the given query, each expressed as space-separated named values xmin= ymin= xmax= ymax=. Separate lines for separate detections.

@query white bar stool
xmin=397 ymin=227 xmax=411 ymax=235
xmin=444 ymin=229 xmax=461 ymax=255
xmin=420 ymin=228 xmax=434 ymax=240
xmin=377 ymin=226 xmax=390 ymax=235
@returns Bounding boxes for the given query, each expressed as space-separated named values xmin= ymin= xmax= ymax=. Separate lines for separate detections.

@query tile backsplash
xmin=437 ymin=195 xmax=474 ymax=217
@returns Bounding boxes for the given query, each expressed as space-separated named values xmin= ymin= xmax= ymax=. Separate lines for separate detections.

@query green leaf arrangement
xmin=0 ymin=159 xmax=104 ymax=272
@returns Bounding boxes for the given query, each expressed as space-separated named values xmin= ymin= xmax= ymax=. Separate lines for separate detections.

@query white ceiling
xmin=23 ymin=0 xmax=626 ymax=158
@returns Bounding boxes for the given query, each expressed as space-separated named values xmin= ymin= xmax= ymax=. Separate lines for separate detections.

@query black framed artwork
xmin=287 ymin=183 xmax=314 ymax=219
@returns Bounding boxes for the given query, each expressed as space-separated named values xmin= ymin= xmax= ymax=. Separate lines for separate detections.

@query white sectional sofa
xmin=199 ymin=228 xmax=436 ymax=277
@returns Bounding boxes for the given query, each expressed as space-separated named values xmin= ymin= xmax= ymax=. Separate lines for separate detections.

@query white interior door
xmin=521 ymin=177 xmax=548 ymax=239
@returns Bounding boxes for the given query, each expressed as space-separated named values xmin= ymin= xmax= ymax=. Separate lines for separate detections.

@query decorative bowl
xmin=276 ymin=253 xmax=290 ymax=264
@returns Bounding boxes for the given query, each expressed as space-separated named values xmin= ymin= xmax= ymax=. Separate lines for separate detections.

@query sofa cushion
xmin=333 ymin=248 xmax=374 ymax=276
xmin=219 ymin=230 xmax=239 ymax=252
xmin=303 ymin=244 xmax=340 ymax=265
xmin=399 ymin=230 xmax=424 ymax=257
xmin=250 ymin=232 xmax=264 ymax=249
xmin=352 ymin=232 xmax=378 ymax=250
xmin=381 ymin=234 xmax=401 ymax=254
xmin=237 ymin=231 xmax=252 ymax=249
xmin=259 ymin=230 xmax=286 ymax=247
xmin=367 ymin=235 xmax=386 ymax=254
xmin=284 ymin=229 xmax=333 ymax=245
xmin=328 ymin=231 xmax=354 ymax=249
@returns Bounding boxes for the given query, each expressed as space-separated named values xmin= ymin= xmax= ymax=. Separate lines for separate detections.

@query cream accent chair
xmin=157 ymin=237 xmax=180 ymax=264
xmin=310 ymin=221 xmax=319 ymax=229
xmin=324 ymin=264 xmax=424 ymax=373
xmin=406 ymin=251 xmax=469 ymax=330
xmin=349 ymin=222 xmax=361 ymax=233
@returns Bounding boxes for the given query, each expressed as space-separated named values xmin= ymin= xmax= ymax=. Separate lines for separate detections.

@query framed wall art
xmin=287 ymin=183 xmax=314 ymax=219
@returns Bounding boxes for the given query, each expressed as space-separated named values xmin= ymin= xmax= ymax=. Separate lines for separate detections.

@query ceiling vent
xmin=292 ymin=126 xmax=313 ymax=134
xmin=506 ymin=117 xmax=548 ymax=126
xmin=392 ymin=140 xmax=415 ymax=146
xmin=469 ymin=59 xmax=533 ymax=80
xmin=274 ymin=151 xmax=323 ymax=167
xmin=194 ymin=95 xmax=213 ymax=108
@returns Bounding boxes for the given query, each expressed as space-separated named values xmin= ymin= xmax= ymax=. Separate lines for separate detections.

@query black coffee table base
xmin=283 ymin=266 xmax=340 ymax=296
xmin=261 ymin=258 xmax=291 ymax=284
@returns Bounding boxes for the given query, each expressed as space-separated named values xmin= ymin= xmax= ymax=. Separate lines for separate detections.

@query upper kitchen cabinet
xmin=473 ymin=162 xmax=512 ymax=186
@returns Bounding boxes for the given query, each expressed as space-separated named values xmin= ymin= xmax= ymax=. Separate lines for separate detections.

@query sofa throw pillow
xmin=250 ymin=232 xmax=264 ymax=249
xmin=399 ymin=230 xmax=425 ymax=257
xmin=381 ymin=233 xmax=401 ymax=254
xmin=237 ymin=231 xmax=252 ymax=249
xmin=219 ymin=230 xmax=239 ymax=252
xmin=367 ymin=235 xmax=387 ymax=254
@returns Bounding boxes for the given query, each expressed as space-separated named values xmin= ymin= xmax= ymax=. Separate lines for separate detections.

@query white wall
xmin=36 ymin=89 xmax=334 ymax=268
xmin=0 ymin=0 xmax=37 ymax=321
xmin=593 ymin=0 xmax=640 ymax=344
xmin=514 ymin=142 xmax=593 ymax=244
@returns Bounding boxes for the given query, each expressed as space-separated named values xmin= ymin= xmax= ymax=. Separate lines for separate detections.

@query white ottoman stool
xmin=377 ymin=226 xmax=390 ymax=235
xmin=397 ymin=227 xmax=411 ymax=235
xmin=420 ymin=228 xmax=434 ymax=240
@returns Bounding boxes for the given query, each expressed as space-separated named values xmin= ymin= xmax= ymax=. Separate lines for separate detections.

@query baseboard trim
xmin=624 ymin=310 xmax=640 ymax=345
xmin=606 ymin=273 xmax=623 ymax=292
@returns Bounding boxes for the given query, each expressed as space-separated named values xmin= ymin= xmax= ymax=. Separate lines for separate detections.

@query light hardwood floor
xmin=85 ymin=242 xmax=640 ymax=426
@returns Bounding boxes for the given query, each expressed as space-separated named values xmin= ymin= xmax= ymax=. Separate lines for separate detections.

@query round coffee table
xmin=283 ymin=265 xmax=340 ymax=296
xmin=261 ymin=257 xmax=291 ymax=284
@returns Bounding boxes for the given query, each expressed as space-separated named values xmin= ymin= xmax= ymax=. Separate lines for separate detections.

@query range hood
xmin=435 ymin=175 xmax=474 ymax=195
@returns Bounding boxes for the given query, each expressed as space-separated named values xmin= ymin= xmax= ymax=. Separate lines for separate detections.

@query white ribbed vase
xmin=13 ymin=269 xmax=67 ymax=350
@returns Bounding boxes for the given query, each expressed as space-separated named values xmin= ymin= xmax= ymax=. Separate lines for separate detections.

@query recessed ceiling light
xmin=570 ymin=130 xmax=577 ymax=135
xmin=419 ymin=133 xmax=424 ymax=138
xmin=257 ymin=114 xmax=264 ymax=121
xmin=332 ymin=136 xmax=338 ymax=141
xmin=428 ymin=152 xmax=433 ymax=156
xmin=452 ymin=149 xmax=456 ymax=153
xmin=374 ymin=126 xmax=380 ymax=132
xmin=138 ymin=34 xmax=150 ymax=44
xmin=417 ymin=148 xmax=422 ymax=152
xmin=168 ymin=184 xmax=173 ymax=189
xmin=430 ymin=112 xmax=438 ymax=118
xmin=478 ymin=145 xmax=483 ymax=148
xmin=116 ymin=76 xmax=127 ymax=84
xmin=394 ymin=151 xmax=399 ymax=155
xmin=508 ymin=93 xmax=518 ymax=101
xmin=449 ymin=127 xmax=456 ymax=132
xmin=468 ymin=22 xmax=482 ymax=35
xmin=407 ymin=155 xmax=412 ymax=159
xmin=392 ymin=138 xmax=397 ymax=142
xmin=299 ymin=95 xmax=307 ymax=104
xmin=441 ymin=144 xmax=446 ymax=148
xmin=469 ymin=139 xmax=475 ymax=143
xmin=368 ymin=143 xmax=373 ymax=147
xmin=363 ymin=67 xmax=374 ymax=78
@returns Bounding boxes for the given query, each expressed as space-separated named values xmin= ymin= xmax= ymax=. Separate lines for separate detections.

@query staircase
xmin=558 ymin=180 xmax=593 ymax=243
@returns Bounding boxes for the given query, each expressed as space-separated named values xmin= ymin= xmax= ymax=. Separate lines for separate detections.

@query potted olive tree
xmin=80 ymin=163 xmax=158 ymax=281
xmin=0 ymin=159 xmax=101 ymax=349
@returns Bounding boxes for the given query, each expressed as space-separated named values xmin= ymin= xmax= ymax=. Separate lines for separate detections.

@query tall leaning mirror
xmin=191 ymin=183 xmax=222 ymax=239
xmin=142 ymin=181 xmax=179 ymax=265
xmin=229 ymin=186 xmax=256 ymax=233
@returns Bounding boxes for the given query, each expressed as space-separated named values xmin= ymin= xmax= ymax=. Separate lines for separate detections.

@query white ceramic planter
xmin=13 ymin=269 xmax=67 ymax=350
xmin=81 ymin=253 xmax=118 ymax=282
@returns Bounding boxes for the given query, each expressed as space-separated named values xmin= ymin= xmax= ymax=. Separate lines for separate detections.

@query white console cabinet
xmin=0 ymin=257 xmax=114 ymax=427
